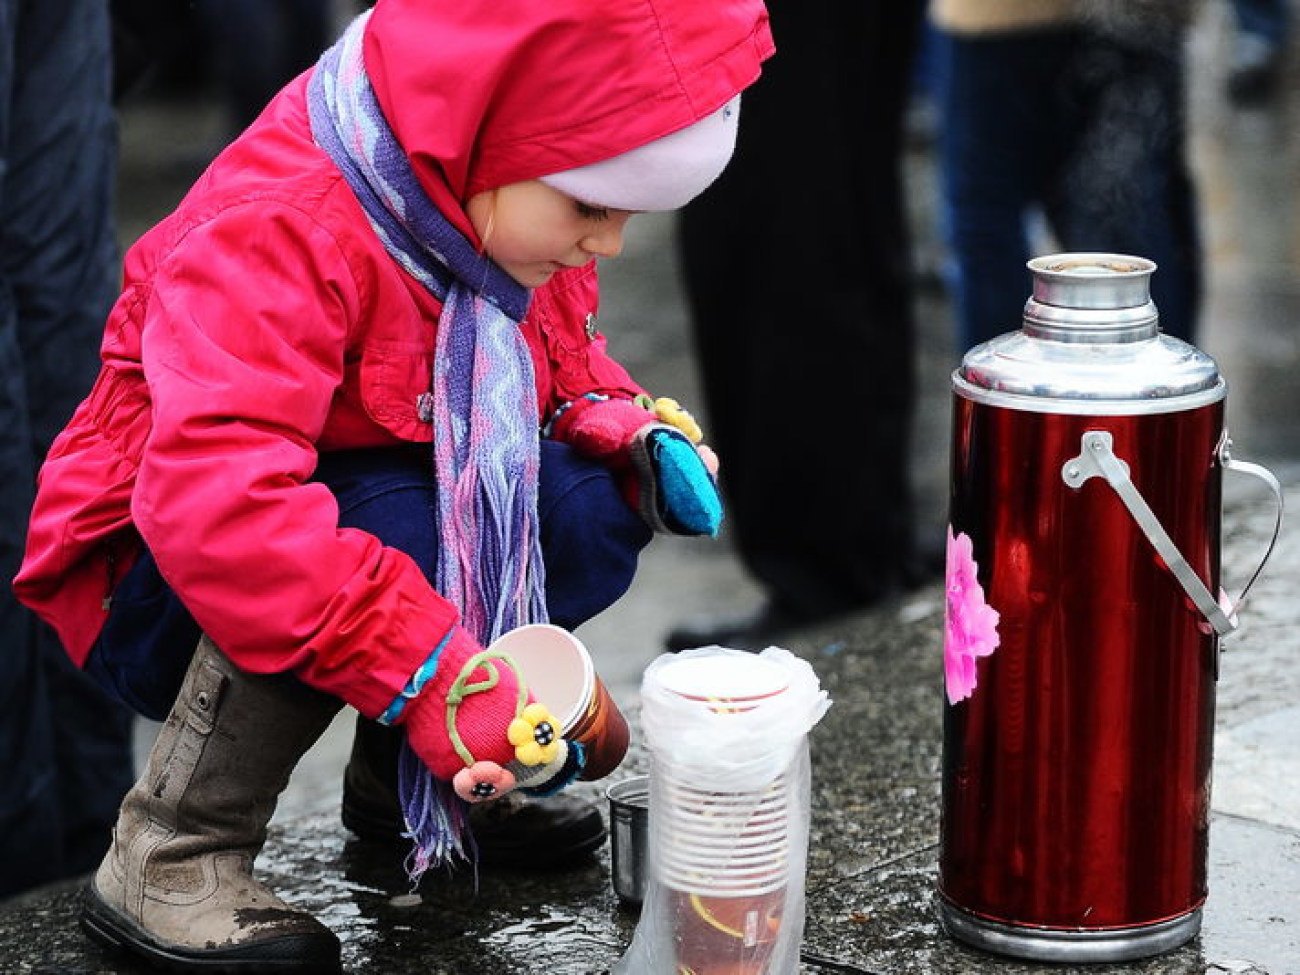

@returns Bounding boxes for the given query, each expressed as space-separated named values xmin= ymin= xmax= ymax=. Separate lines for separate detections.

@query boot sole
xmin=80 ymin=884 xmax=342 ymax=974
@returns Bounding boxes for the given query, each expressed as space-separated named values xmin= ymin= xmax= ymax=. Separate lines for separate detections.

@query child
xmin=14 ymin=0 xmax=773 ymax=970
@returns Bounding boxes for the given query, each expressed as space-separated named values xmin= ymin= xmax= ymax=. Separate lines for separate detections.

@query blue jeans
xmin=1233 ymin=0 xmax=1289 ymax=46
xmin=0 ymin=0 xmax=134 ymax=898
xmin=87 ymin=441 xmax=652 ymax=721
xmin=934 ymin=26 xmax=1201 ymax=350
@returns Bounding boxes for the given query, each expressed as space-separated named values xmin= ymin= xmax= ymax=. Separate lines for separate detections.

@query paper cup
xmin=668 ymin=887 xmax=786 ymax=975
xmin=652 ymin=652 xmax=790 ymax=712
xmin=658 ymin=859 xmax=788 ymax=895
xmin=489 ymin=623 xmax=629 ymax=780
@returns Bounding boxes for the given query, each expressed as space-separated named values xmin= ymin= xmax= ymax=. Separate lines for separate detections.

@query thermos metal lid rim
xmin=952 ymin=371 xmax=1226 ymax=415
xmin=1028 ymin=253 xmax=1156 ymax=312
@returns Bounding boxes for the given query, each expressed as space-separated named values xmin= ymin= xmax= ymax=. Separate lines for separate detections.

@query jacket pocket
xmin=358 ymin=339 xmax=433 ymax=439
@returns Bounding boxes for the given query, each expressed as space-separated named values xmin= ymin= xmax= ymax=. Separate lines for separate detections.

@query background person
xmin=0 ymin=0 xmax=136 ymax=902
xmin=931 ymin=0 xmax=1202 ymax=352
xmin=667 ymin=0 xmax=931 ymax=652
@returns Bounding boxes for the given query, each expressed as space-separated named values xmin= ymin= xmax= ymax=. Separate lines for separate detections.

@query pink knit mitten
xmin=549 ymin=395 xmax=722 ymax=536
xmin=398 ymin=626 xmax=573 ymax=802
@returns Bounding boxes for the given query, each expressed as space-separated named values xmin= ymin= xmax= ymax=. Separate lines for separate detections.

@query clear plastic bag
xmin=615 ymin=646 xmax=830 ymax=974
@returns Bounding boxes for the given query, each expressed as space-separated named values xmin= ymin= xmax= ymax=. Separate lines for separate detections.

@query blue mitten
xmin=629 ymin=426 xmax=723 ymax=536
xmin=546 ymin=394 xmax=724 ymax=536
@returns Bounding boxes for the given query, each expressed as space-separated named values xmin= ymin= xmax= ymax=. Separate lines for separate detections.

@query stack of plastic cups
xmin=616 ymin=646 xmax=830 ymax=975
xmin=657 ymin=771 xmax=791 ymax=971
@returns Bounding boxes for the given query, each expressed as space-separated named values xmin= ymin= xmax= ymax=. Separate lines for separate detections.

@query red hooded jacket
xmin=15 ymin=0 xmax=773 ymax=718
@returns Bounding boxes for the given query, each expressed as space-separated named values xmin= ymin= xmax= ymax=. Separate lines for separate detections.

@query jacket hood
xmin=362 ymin=0 xmax=773 ymax=228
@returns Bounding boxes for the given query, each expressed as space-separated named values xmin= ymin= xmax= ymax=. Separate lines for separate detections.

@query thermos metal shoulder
xmin=954 ymin=253 xmax=1225 ymax=414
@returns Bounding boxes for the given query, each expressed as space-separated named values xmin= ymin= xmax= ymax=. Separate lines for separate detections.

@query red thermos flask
xmin=937 ymin=254 xmax=1282 ymax=962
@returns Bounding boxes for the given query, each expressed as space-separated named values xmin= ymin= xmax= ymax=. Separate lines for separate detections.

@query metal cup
xmin=607 ymin=775 xmax=649 ymax=907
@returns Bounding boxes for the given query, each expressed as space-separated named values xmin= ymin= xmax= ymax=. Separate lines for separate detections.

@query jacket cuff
xmin=377 ymin=625 xmax=462 ymax=725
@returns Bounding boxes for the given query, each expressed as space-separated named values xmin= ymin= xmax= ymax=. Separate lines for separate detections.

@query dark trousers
xmin=678 ymin=0 xmax=925 ymax=619
xmin=88 ymin=441 xmax=652 ymax=721
xmin=0 ymin=0 xmax=135 ymax=899
xmin=195 ymin=0 xmax=333 ymax=135
xmin=935 ymin=26 xmax=1201 ymax=350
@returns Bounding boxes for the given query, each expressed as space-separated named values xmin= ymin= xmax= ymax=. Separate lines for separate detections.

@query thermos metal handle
xmin=1062 ymin=430 xmax=1283 ymax=637
xmin=1219 ymin=446 xmax=1284 ymax=620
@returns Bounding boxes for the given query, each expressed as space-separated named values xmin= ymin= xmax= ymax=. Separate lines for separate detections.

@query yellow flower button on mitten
xmin=653 ymin=397 xmax=703 ymax=444
xmin=508 ymin=702 xmax=561 ymax=766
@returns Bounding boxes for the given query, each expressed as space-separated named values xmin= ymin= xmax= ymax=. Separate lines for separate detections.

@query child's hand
xmin=398 ymin=627 xmax=581 ymax=802
xmin=548 ymin=395 xmax=724 ymax=536
xmin=695 ymin=443 xmax=720 ymax=477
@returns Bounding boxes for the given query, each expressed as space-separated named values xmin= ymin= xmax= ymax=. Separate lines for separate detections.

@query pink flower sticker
xmin=944 ymin=526 xmax=1000 ymax=705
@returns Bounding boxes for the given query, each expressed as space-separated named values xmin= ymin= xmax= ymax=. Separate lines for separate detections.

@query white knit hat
xmin=539 ymin=96 xmax=740 ymax=212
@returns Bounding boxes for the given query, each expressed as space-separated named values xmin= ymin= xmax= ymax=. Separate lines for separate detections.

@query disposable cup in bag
xmin=614 ymin=646 xmax=830 ymax=975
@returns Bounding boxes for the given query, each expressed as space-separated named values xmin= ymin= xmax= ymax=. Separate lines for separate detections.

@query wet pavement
xmin=2 ymin=4 xmax=1299 ymax=973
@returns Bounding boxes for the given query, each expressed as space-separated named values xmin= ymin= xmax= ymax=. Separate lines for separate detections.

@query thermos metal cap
xmin=956 ymin=252 xmax=1225 ymax=414
xmin=1025 ymin=253 xmax=1158 ymax=340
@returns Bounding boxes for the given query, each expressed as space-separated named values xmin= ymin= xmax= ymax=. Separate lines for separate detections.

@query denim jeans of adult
xmin=87 ymin=440 xmax=653 ymax=722
xmin=935 ymin=26 xmax=1201 ymax=351
xmin=1232 ymin=0 xmax=1290 ymax=46
xmin=0 ymin=0 xmax=134 ymax=899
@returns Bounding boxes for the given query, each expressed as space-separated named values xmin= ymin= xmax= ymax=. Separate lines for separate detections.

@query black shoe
xmin=465 ymin=792 xmax=607 ymax=869
xmin=342 ymin=716 xmax=606 ymax=870
xmin=903 ymin=532 xmax=947 ymax=589
xmin=341 ymin=715 xmax=406 ymax=842
xmin=664 ymin=560 xmax=949 ymax=653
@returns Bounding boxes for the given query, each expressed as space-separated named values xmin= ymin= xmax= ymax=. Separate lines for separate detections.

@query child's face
xmin=466 ymin=180 xmax=636 ymax=288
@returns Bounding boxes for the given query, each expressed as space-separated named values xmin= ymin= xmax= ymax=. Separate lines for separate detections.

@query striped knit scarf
xmin=308 ymin=12 xmax=548 ymax=877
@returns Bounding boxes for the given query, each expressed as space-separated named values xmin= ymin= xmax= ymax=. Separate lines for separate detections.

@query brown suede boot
xmin=81 ymin=636 xmax=344 ymax=973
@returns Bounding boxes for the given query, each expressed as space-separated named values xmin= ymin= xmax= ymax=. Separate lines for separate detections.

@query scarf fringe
xmin=398 ymin=742 xmax=475 ymax=884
